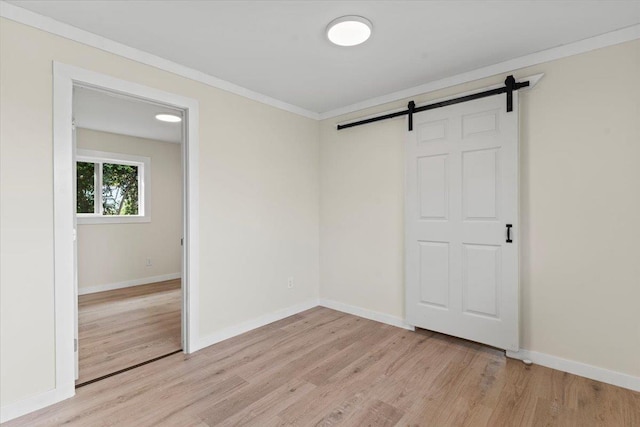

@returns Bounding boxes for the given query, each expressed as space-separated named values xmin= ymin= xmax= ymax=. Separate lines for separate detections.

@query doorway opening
xmin=73 ymin=86 xmax=184 ymax=386
xmin=53 ymin=63 xmax=200 ymax=398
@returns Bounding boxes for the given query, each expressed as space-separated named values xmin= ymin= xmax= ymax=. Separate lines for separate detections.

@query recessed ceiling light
xmin=326 ymin=16 xmax=372 ymax=47
xmin=155 ymin=113 xmax=182 ymax=123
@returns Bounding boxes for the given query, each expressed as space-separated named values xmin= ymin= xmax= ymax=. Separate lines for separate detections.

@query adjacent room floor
xmin=76 ymin=279 xmax=182 ymax=385
xmin=10 ymin=307 xmax=639 ymax=426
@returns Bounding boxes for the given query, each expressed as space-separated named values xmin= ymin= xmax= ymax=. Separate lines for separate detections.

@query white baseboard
xmin=0 ymin=383 xmax=74 ymax=423
xmin=194 ymin=298 xmax=319 ymax=352
xmin=318 ymin=298 xmax=414 ymax=331
xmin=506 ymin=349 xmax=640 ymax=392
xmin=78 ymin=273 xmax=181 ymax=295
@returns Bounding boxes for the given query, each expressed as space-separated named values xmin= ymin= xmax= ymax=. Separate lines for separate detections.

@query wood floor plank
xmin=276 ymin=326 xmax=431 ymax=425
xmin=77 ymin=279 xmax=182 ymax=384
xmin=301 ymin=323 xmax=397 ymax=386
xmin=375 ymin=336 xmax=488 ymax=418
xmin=5 ymin=307 xmax=639 ymax=427
xmin=394 ymin=343 xmax=484 ymax=426
xmin=202 ymin=319 xmax=381 ymax=425
xmin=485 ymin=360 xmax=540 ymax=426
xmin=217 ymin=379 xmax=316 ymax=427
xmin=345 ymin=399 xmax=404 ymax=427
xmin=205 ymin=314 xmax=360 ymax=385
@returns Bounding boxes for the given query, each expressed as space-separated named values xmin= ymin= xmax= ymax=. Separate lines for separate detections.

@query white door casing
xmin=72 ymin=118 xmax=79 ymax=380
xmin=53 ymin=62 xmax=200 ymax=402
xmin=405 ymin=92 xmax=519 ymax=351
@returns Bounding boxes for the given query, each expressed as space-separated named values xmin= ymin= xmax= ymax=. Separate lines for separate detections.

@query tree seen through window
xmin=76 ymin=161 xmax=140 ymax=216
xmin=77 ymin=162 xmax=95 ymax=214
xmin=102 ymin=163 xmax=139 ymax=215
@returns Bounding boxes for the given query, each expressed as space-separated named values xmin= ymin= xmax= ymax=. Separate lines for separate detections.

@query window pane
xmin=77 ymin=162 xmax=96 ymax=213
xmin=102 ymin=163 xmax=139 ymax=215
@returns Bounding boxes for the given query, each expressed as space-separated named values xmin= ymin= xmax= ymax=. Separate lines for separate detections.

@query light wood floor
xmin=76 ymin=279 xmax=182 ymax=384
xmin=7 ymin=307 xmax=639 ymax=426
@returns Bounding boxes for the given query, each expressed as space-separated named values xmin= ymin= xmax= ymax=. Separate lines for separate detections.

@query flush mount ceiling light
xmin=155 ymin=113 xmax=182 ymax=123
xmin=326 ymin=16 xmax=372 ymax=47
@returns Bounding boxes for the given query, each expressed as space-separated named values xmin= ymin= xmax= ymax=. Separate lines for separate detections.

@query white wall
xmin=0 ymin=18 xmax=320 ymax=406
xmin=320 ymin=39 xmax=640 ymax=379
xmin=76 ymin=128 xmax=182 ymax=291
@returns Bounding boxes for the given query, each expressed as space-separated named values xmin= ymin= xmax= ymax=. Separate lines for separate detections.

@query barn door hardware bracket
xmin=336 ymin=75 xmax=530 ymax=132
xmin=407 ymin=101 xmax=416 ymax=131
xmin=505 ymin=75 xmax=517 ymax=112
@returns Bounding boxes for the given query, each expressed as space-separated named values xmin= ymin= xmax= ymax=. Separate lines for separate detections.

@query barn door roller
xmin=337 ymin=75 xmax=529 ymax=132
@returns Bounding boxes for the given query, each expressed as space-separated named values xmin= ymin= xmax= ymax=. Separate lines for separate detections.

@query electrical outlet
xmin=287 ymin=277 xmax=294 ymax=289
xmin=146 ymin=258 xmax=152 ymax=267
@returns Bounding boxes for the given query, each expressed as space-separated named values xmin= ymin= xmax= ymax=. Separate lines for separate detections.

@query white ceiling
xmin=10 ymin=1 xmax=640 ymax=114
xmin=73 ymin=86 xmax=183 ymax=143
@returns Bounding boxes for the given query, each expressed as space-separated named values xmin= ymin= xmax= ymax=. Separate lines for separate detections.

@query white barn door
xmin=405 ymin=93 xmax=519 ymax=351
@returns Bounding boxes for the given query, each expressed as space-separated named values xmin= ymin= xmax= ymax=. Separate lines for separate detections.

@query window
xmin=76 ymin=150 xmax=151 ymax=224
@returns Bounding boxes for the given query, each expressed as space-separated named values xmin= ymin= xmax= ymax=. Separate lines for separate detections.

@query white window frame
xmin=76 ymin=149 xmax=151 ymax=224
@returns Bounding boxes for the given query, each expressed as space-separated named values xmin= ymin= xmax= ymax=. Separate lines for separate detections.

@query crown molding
xmin=0 ymin=1 xmax=320 ymax=120
xmin=319 ymin=24 xmax=640 ymax=119
xmin=2 ymin=2 xmax=638 ymax=122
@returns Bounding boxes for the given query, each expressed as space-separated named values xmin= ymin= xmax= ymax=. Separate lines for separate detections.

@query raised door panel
xmin=462 ymin=148 xmax=499 ymax=220
xmin=419 ymin=241 xmax=449 ymax=309
xmin=417 ymin=119 xmax=448 ymax=144
xmin=462 ymin=244 xmax=500 ymax=318
xmin=417 ymin=155 xmax=448 ymax=220
xmin=462 ymin=109 xmax=499 ymax=138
